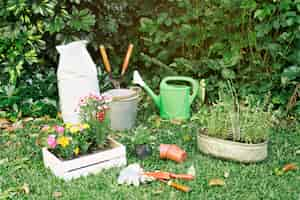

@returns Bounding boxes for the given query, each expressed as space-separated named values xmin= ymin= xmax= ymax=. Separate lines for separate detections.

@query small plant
xmin=44 ymin=93 xmax=111 ymax=160
xmin=199 ymin=83 xmax=273 ymax=144
xmin=131 ymin=126 xmax=154 ymax=159
xmin=78 ymin=93 xmax=112 ymax=147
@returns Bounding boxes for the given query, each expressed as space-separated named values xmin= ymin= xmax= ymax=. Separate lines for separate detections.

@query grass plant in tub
xmin=197 ymin=82 xmax=274 ymax=163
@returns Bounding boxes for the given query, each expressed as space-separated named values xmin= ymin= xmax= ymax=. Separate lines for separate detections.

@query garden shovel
xmin=99 ymin=44 xmax=134 ymax=88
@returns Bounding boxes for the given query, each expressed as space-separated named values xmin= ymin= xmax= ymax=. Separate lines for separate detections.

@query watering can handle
xmin=161 ymin=77 xmax=199 ymax=105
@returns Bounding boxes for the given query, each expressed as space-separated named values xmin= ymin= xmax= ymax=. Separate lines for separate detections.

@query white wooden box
xmin=42 ymin=138 xmax=126 ymax=181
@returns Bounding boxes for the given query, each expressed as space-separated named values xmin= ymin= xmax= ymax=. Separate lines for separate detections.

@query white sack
xmin=56 ymin=40 xmax=100 ymax=123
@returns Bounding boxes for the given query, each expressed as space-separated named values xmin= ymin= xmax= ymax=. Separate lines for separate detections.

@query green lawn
xmin=0 ymin=110 xmax=299 ymax=200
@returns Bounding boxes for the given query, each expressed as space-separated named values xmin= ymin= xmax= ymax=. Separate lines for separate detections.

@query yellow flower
xmin=82 ymin=123 xmax=90 ymax=129
xmin=65 ymin=123 xmax=73 ymax=129
xmin=57 ymin=136 xmax=70 ymax=148
xmin=74 ymin=147 xmax=80 ymax=156
xmin=70 ymin=126 xmax=80 ymax=134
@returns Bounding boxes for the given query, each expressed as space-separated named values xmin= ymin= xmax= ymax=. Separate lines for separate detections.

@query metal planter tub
xmin=197 ymin=134 xmax=268 ymax=163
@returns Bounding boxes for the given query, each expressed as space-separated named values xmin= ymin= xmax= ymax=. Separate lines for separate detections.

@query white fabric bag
xmin=56 ymin=40 xmax=100 ymax=123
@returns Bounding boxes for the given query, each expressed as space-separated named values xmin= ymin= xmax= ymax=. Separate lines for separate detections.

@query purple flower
xmin=47 ymin=135 xmax=57 ymax=148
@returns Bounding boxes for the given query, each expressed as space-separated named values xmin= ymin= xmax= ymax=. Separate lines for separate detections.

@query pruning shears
xmin=99 ymin=44 xmax=134 ymax=88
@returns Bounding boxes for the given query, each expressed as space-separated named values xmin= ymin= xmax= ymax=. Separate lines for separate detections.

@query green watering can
xmin=133 ymin=71 xmax=199 ymax=120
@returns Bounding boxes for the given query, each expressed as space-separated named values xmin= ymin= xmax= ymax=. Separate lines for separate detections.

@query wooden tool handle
xmin=99 ymin=45 xmax=111 ymax=73
xmin=121 ymin=43 xmax=134 ymax=76
xmin=168 ymin=181 xmax=191 ymax=192
xmin=170 ymin=174 xmax=194 ymax=180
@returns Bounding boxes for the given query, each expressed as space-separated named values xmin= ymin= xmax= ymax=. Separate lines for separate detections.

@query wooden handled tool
xmin=169 ymin=173 xmax=194 ymax=180
xmin=159 ymin=179 xmax=191 ymax=193
xmin=143 ymin=172 xmax=194 ymax=181
xmin=99 ymin=45 xmax=111 ymax=73
xmin=121 ymin=43 xmax=134 ymax=76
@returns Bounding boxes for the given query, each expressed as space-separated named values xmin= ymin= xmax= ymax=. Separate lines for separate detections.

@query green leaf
xmin=240 ymin=0 xmax=257 ymax=11
xmin=32 ymin=0 xmax=57 ymax=17
xmin=68 ymin=8 xmax=95 ymax=31
xmin=179 ymin=24 xmax=192 ymax=37
xmin=221 ymin=50 xmax=241 ymax=68
xmin=42 ymin=98 xmax=57 ymax=108
xmin=254 ymin=7 xmax=272 ymax=21
xmin=139 ymin=17 xmax=155 ymax=32
xmin=221 ymin=68 xmax=236 ymax=79
xmin=157 ymin=13 xmax=168 ymax=24
xmin=281 ymin=65 xmax=300 ymax=83
xmin=45 ymin=17 xmax=65 ymax=33
xmin=164 ymin=18 xmax=172 ymax=26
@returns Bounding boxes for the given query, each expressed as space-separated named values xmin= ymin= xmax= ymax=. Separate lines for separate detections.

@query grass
xmin=0 ymin=105 xmax=299 ymax=200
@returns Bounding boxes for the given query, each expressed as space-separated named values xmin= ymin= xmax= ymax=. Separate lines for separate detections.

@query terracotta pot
xmin=159 ymin=144 xmax=187 ymax=163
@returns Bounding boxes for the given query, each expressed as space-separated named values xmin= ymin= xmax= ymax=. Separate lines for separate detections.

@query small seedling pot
xmin=159 ymin=144 xmax=187 ymax=163
xmin=135 ymin=144 xmax=152 ymax=159
xmin=197 ymin=133 xmax=268 ymax=163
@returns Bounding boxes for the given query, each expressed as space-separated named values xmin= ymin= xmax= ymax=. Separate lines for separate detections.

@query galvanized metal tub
xmin=197 ymin=134 xmax=268 ymax=163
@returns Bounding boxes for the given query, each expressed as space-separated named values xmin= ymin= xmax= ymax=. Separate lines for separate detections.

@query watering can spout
xmin=133 ymin=70 xmax=160 ymax=108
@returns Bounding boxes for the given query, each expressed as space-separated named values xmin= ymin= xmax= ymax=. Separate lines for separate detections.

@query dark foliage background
xmin=0 ymin=0 xmax=299 ymax=120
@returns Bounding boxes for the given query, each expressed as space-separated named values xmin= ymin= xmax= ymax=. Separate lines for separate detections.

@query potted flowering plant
xmin=42 ymin=93 xmax=126 ymax=180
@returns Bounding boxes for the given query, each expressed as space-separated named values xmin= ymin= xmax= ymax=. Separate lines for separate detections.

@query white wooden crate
xmin=42 ymin=137 xmax=126 ymax=181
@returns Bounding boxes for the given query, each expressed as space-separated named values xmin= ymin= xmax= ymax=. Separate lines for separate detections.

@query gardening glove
xmin=117 ymin=163 xmax=153 ymax=186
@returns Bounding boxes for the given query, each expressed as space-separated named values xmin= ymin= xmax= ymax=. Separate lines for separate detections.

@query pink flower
xmin=98 ymin=95 xmax=104 ymax=101
xmin=103 ymin=105 xmax=110 ymax=110
xmin=103 ymin=94 xmax=113 ymax=103
xmin=54 ymin=125 xmax=64 ymax=134
xmin=47 ymin=135 xmax=57 ymax=148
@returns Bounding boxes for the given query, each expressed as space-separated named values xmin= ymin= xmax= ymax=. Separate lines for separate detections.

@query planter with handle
xmin=197 ymin=133 xmax=268 ymax=163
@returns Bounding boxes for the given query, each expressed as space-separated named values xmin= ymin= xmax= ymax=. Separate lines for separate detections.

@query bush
xmin=0 ymin=0 xmax=147 ymax=119
xmin=0 ymin=0 xmax=299 ymax=119
xmin=138 ymin=0 xmax=300 ymax=114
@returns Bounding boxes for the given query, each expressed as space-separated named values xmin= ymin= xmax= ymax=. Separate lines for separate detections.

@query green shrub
xmin=0 ymin=0 xmax=147 ymax=119
xmin=0 ymin=0 xmax=299 ymax=119
xmin=138 ymin=0 xmax=300 ymax=114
